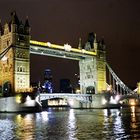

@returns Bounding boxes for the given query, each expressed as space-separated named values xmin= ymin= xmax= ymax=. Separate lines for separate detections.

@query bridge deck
xmin=39 ymin=93 xmax=92 ymax=102
xmin=30 ymin=40 xmax=96 ymax=60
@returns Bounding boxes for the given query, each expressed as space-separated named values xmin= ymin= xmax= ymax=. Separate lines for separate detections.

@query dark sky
xmin=0 ymin=0 xmax=140 ymax=90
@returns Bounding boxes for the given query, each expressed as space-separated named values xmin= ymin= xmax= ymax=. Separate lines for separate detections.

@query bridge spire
xmin=0 ymin=12 xmax=30 ymax=96
xmin=78 ymin=37 xmax=82 ymax=49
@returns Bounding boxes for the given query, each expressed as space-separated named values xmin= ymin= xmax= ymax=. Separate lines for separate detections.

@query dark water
xmin=0 ymin=107 xmax=140 ymax=140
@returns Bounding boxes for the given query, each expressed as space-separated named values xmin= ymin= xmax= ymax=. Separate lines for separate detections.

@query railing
xmin=39 ymin=93 xmax=92 ymax=102
xmin=106 ymin=62 xmax=133 ymax=94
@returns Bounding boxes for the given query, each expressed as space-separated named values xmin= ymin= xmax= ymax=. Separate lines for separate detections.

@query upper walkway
xmin=30 ymin=40 xmax=96 ymax=60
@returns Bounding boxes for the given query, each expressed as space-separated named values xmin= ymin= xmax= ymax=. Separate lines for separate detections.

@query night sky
xmin=0 ymin=0 xmax=140 ymax=90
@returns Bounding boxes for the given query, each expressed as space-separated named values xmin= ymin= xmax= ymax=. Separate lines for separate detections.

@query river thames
xmin=0 ymin=107 xmax=140 ymax=140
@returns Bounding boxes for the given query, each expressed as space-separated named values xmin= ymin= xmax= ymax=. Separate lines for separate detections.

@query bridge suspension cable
xmin=106 ymin=62 xmax=133 ymax=94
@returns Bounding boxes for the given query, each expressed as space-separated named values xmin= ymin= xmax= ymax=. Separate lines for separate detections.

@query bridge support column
xmin=79 ymin=34 xmax=107 ymax=94
xmin=0 ymin=12 xmax=30 ymax=95
xmin=68 ymin=99 xmax=92 ymax=109
xmin=79 ymin=52 xmax=106 ymax=94
xmin=79 ymin=58 xmax=97 ymax=94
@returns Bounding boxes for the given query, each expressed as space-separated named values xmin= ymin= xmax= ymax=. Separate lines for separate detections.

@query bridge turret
xmin=10 ymin=11 xmax=19 ymax=34
xmin=0 ymin=12 xmax=31 ymax=96
xmin=78 ymin=38 xmax=82 ymax=50
xmin=24 ymin=16 xmax=30 ymax=35
xmin=137 ymin=82 xmax=140 ymax=94
xmin=79 ymin=33 xmax=107 ymax=94
xmin=95 ymin=37 xmax=106 ymax=93
xmin=84 ymin=32 xmax=96 ymax=51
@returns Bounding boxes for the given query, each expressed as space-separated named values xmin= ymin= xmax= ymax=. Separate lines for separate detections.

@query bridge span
xmin=39 ymin=93 xmax=92 ymax=102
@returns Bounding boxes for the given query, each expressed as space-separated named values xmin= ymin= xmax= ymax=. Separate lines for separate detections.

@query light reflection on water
xmin=0 ymin=107 xmax=140 ymax=140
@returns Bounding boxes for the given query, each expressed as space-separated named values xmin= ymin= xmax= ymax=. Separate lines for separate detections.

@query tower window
xmin=20 ymin=66 xmax=22 ymax=72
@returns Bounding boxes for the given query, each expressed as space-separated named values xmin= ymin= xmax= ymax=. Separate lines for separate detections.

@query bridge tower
xmin=0 ymin=12 xmax=30 ymax=96
xmin=79 ymin=33 xmax=106 ymax=94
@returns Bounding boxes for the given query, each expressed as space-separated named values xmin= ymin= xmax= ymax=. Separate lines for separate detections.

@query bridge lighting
xmin=129 ymin=99 xmax=136 ymax=106
xmin=1 ymin=56 xmax=7 ymax=61
xmin=16 ymin=94 xmax=22 ymax=104
xmin=76 ymin=89 xmax=81 ymax=94
xmin=110 ymin=96 xmax=117 ymax=104
xmin=26 ymin=95 xmax=31 ymax=101
xmin=35 ymin=47 xmax=38 ymax=50
xmin=102 ymin=98 xmax=107 ymax=105
xmin=41 ymin=111 xmax=49 ymax=122
xmin=82 ymin=49 xmax=85 ymax=53
xmin=115 ymin=95 xmax=120 ymax=101
xmin=47 ymin=42 xmax=51 ymax=47
xmin=68 ymin=99 xmax=74 ymax=106
xmin=64 ymin=44 xmax=71 ymax=51
xmin=30 ymin=40 xmax=96 ymax=55
xmin=137 ymin=82 xmax=140 ymax=94
xmin=107 ymin=85 xmax=112 ymax=91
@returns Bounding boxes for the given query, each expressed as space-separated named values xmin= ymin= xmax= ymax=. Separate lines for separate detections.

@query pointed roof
xmin=25 ymin=16 xmax=30 ymax=27
xmin=11 ymin=11 xmax=19 ymax=25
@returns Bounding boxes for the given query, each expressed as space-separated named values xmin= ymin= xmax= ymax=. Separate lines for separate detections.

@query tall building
xmin=43 ymin=69 xmax=53 ymax=93
xmin=0 ymin=11 xmax=30 ymax=96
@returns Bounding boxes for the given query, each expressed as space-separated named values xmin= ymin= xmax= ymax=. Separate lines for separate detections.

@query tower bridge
xmin=0 ymin=12 xmax=137 ymax=111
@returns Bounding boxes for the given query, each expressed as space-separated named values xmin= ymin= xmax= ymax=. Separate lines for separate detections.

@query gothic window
xmin=87 ymin=65 xmax=90 ymax=69
xmin=23 ymin=67 xmax=25 ymax=72
xmin=87 ymin=75 xmax=90 ymax=79
xmin=17 ymin=66 xmax=20 ymax=72
xmin=5 ymin=67 xmax=8 ymax=72
xmin=17 ymin=78 xmax=20 ymax=83
xmin=20 ymin=66 xmax=22 ymax=72
xmin=7 ymin=40 xmax=10 ymax=46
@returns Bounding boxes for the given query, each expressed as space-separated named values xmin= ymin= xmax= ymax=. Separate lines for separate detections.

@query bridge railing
xmin=39 ymin=93 xmax=92 ymax=102
xmin=106 ymin=62 xmax=134 ymax=95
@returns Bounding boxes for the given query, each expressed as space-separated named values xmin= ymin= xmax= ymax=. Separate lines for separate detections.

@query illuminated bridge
xmin=39 ymin=93 xmax=92 ymax=102
xmin=0 ymin=12 xmax=138 ymax=110
xmin=30 ymin=40 xmax=96 ymax=60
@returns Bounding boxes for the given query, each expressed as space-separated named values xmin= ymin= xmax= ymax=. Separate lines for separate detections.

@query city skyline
xmin=0 ymin=0 xmax=140 ymax=89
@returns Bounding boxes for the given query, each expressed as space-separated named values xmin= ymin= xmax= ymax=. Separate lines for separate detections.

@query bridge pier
xmin=0 ymin=95 xmax=41 ymax=112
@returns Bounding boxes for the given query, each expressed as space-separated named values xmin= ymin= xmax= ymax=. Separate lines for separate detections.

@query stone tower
xmin=0 ymin=12 xmax=30 ymax=96
xmin=79 ymin=33 xmax=106 ymax=94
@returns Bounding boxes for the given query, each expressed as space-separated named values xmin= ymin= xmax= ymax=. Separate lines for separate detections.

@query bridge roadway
xmin=39 ymin=93 xmax=92 ymax=102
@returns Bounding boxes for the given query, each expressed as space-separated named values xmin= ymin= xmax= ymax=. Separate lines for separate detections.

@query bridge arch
xmin=2 ymin=81 xmax=12 ymax=97
xmin=86 ymin=86 xmax=95 ymax=94
xmin=41 ymin=97 xmax=69 ymax=107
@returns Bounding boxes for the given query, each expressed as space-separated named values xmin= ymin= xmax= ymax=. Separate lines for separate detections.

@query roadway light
xmin=82 ymin=49 xmax=85 ymax=53
xmin=47 ymin=42 xmax=51 ymax=47
xmin=102 ymin=98 xmax=107 ymax=105
xmin=35 ymin=47 xmax=38 ymax=50
xmin=64 ymin=44 xmax=71 ymax=51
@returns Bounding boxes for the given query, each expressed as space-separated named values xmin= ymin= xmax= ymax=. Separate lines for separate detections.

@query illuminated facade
xmin=0 ymin=12 xmax=107 ymax=96
xmin=0 ymin=12 xmax=30 ymax=95
xmin=79 ymin=33 xmax=106 ymax=93
xmin=30 ymin=33 xmax=107 ymax=94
